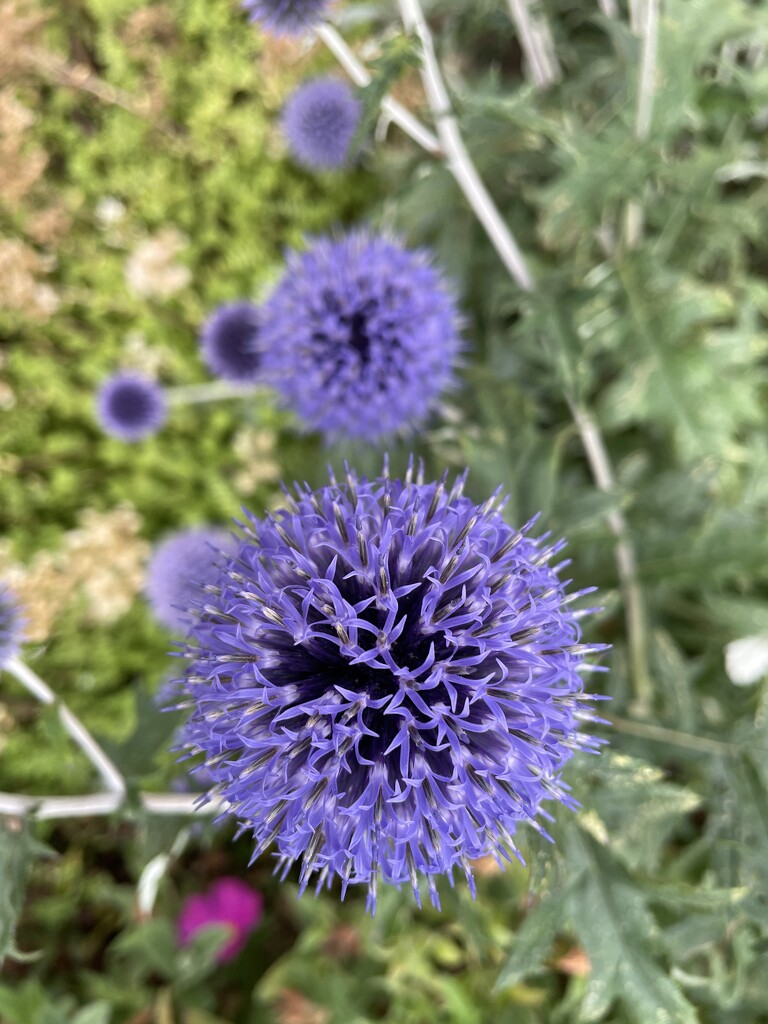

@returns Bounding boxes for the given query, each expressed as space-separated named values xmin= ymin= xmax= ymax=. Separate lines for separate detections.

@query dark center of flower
xmin=344 ymin=308 xmax=372 ymax=365
xmin=110 ymin=383 xmax=153 ymax=426
xmin=219 ymin=317 xmax=260 ymax=374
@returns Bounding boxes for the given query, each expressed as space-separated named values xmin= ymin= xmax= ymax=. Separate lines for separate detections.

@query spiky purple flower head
xmin=173 ymin=461 xmax=607 ymax=912
xmin=242 ymin=0 xmax=331 ymax=36
xmin=146 ymin=528 xmax=234 ymax=633
xmin=200 ymin=302 xmax=262 ymax=384
xmin=260 ymin=231 xmax=463 ymax=441
xmin=96 ymin=372 xmax=166 ymax=442
xmin=0 ymin=587 xmax=23 ymax=665
xmin=282 ymin=77 xmax=362 ymax=171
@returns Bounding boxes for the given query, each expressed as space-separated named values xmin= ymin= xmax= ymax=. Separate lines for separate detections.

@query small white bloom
xmin=724 ymin=634 xmax=768 ymax=686
xmin=125 ymin=226 xmax=191 ymax=300
xmin=95 ymin=196 xmax=126 ymax=227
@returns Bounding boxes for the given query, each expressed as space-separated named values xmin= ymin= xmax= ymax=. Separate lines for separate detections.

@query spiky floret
xmin=242 ymin=0 xmax=331 ymax=36
xmin=0 ymin=586 xmax=23 ymax=665
xmin=282 ymin=77 xmax=362 ymax=170
xmin=174 ymin=461 xmax=607 ymax=912
xmin=260 ymin=231 xmax=463 ymax=441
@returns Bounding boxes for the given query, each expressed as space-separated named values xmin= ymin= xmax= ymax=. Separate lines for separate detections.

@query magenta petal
xmin=177 ymin=894 xmax=213 ymax=946
xmin=177 ymin=878 xmax=264 ymax=963
xmin=211 ymin=877 xmax=264 ymax=933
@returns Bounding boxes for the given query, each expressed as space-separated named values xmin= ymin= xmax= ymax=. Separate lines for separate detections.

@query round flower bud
xmin=146 ymin=527 xmax=233 ymax=633
xmin=96 ymin=372 xmax=166 ymax=442
xmin=282 ymin=77 xmax=362 ymax=171
xmin=260 ymin=231 xmax=463 ymax=441
xmin=200 ymin=302 xmax=262 ymax=383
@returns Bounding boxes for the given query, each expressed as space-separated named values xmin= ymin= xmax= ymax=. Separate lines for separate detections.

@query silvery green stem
xmin=0 ymin=788 xmax=224 ymax=820
xmin=626 ymin=0 xmax=659 ymax=248
xmin=628 ymin=0 xmax=644 ymax=34
xmin=505 ymin=0 xmax=560 ymax=88
xmin=4 ymin=657 xmax=126 ymax=796
xmin=567 ymin=401 xmax=652 ymax=714
xmin=635 ymin=0 xmax=659 ymax=142
xmin=165 ymin=380 xmax=259 ymax=406
xmin=397 ymin=0 xmax=536 ymax=292
xmin=609 ymin=716 xmax=736 ymax=758
xmin=597 ymin=0 xmax=618 ymax=16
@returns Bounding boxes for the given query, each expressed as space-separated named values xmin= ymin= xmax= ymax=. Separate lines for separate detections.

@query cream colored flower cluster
xmin=0 ymin=505 xmax=150 ymax=642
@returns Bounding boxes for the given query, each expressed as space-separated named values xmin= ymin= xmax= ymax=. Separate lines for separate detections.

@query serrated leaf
xmin=565 ymin=824 xmax=698 ymax=1024
xmin=0 ymin=820 xmax=41 ymax=962
xmin=494 ymin=887 xmax=570 ymax=991
xmin=577 ymin=753 xmax=701 ymax=874
xmin=110 ymin=918 xmax=178 ymax=981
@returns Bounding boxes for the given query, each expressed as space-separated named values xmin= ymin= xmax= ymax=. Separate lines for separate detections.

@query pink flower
xmin=177 ymin=877 xmax=263 ymax=963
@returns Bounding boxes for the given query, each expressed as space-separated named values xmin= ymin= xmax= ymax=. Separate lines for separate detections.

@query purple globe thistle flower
xmin=260 ymin=232 xmax=463 ymax=441
xmin=146 ymin=527 xmax=234 ymax=634
xmin=178 ymin=877 xmax=263 ymax=963
xmin=96 ymin=372 xmax=166 ymax=442
xmin=200 ymin=302 xmax=262 ymax=384
xmin=0 ymin=587 xmax=23 ymax=665
xmin=173 ymin=461 xmax=607 ymax=913
xmin=282 ymin=78 xmax=362 ymax=171
xmin=242 ymin=0 xmax=331 ymax=36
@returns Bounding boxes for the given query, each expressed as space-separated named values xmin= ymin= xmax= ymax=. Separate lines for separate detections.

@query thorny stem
xmin=635 ymin=0 xmax=659 ymax=143
xmin=625 ymin=0 xmax=659 ymax=248
xmin=567 ymin=401 xmax=652 ymax=714
xmin=5 ymin=658 xmax=125 ymax=796
xmin=505 ymin=0 xmax=560 ymax=88
xmin=314 ymin=23 xmax=441 ymax=155
xmin=396 ymin=0 xmax=535 ymax=292
xmin=597 ymin=0 xmax=619 ymax=16
xmin=0 ymin=789 xmax=225 ymax=821
xmin=628 ymin=0 xmax=644 ymax=35
xmin=1 ymin=658 xmax=223 ymax=821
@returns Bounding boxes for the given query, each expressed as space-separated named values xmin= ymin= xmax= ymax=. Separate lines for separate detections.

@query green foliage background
xmin=3 ymin=0 xmax=768 ymax=1021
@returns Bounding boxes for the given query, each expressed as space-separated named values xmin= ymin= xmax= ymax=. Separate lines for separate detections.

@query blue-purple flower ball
xmin=96 ymin=372 xmax=166 ymax=442
xmin=173 ymin=462 xmax=606 ymax=912
xmin=0 ymin=587 xmax=23 ymax=665
xmin=146 ymin=528 xmax=234 ymax=633
xmin=242 ymin=0 xmax=331 ymax=35
xmin=282 ymin=78 xmax=362 ymax=171
xmin=200 ymin=302 xmax=262 ymax=383
xmin=260 ymin=231 xmax=463 ymax=441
